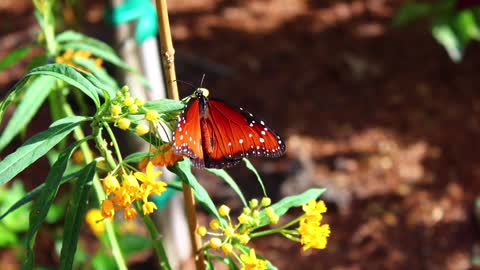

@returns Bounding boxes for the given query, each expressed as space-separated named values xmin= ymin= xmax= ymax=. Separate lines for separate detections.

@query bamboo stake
xmin=155 ymin=1 xmax=205 ymax=269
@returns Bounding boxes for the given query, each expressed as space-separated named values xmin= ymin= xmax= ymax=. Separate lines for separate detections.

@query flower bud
xmin=219 ymin=205 xmax=230 ymax=216
xmin=209 ymin=238 xmax=222 ymax=249
xmin=196 ymin=226 xmax=207 ymax=237
xmin=249 ymin=199 xmax=259 ymax=208
xmin=118 ymin=118 xmax=131 ymax=130
xmin=261 ymin=197 xmax=271 ymax=207
xmin=135 ymin=123 xmax=149 ymax=136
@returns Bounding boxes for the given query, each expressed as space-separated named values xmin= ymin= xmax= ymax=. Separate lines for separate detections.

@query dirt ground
xmin=2 ymin=0 xmax=480 ymax=270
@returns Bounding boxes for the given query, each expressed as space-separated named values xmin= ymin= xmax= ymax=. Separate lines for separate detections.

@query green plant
xmin=0 ymin=1 xmax=331 ymax=269
xmin=394 ymin=0 xmax=480 ymax=61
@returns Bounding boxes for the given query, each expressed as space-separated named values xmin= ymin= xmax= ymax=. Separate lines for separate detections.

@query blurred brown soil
xmin=2 ymin=0 xmax=480 ymax=270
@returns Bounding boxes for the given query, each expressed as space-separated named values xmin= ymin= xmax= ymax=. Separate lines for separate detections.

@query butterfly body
xmin=173 ymin=88 xmax=285 ymax=169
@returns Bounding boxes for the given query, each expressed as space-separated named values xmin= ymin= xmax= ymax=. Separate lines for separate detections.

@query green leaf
xmin=455 ymin=10 xmax=480 ymax=41
xmin=56 ymin=31 xmax=116 ymax=54
xmin=258 ymin=188 xmax=326 ymax=227
xmin=243 ymin=159 xmax=266 ymax=195
xmin=169 ymin=158 xmax=220 ymax=219
xmin=0 ymin=47 xmax=30 ymax=71
xmin=206 ymin=168 xmax=247 ymax=206
xmin=0 ymin=171 xmax=82 ymax=222
xmin=27 ymin=64 xmax=100 ymax=107
xmin=0 ymin=76 xmax=56 ymax=151
xmin=0 ymin=78 xmax=29 ymax=125
xmin=73 ymin=58 xmax=119 ymax=92
xmin=59 ymin=161 xmax=96 ymax=270
xmin=432 ymin=15 xmax=465 ymax=62
xmin=123 ymin=152 xmax=151 ymax=163
xmin=23 ymin=140 xmax=86 ymax=270
xmin=393 ymin=2 xmax=433 ymax=26
xmin=0 ymin=116 xmax=86 ymax=186
xmin=57 ymin=31 xmax=132 ymax=71
xmin=142 ymin=99 xmax=184 ymax=114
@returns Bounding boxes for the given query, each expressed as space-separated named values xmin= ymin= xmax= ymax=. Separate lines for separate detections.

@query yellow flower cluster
xmin=55 ymin=49 xmax=103 ymax=72
xmin=139 ymin=143 xmax=183 ymax=169
xmin=195 ymin=198 xmax=276 ymax=269
xmin=101 ymin=161 xmax=167 ymax=220
xmin=298 ymin=200 xmax=331 ymax=251
xmin=240 ymin=249 xmax=268 ymax=270
xmin=108 ymin=87 xmax=164 ymax=137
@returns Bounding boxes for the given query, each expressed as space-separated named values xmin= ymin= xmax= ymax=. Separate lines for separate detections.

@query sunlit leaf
xmin=0 ymin=116 xmax=87 ymax=186
xmin=0 ymin=76 xmax=56 ymax=151
xmin=258 ymin=188 xmax=326 ymax=227
xmin=27 ymin=64 xmax=101 ymax=107
xmin=243 ymin=159 xmax=267 ymax=196
xmin=0 ymin=47 xmax=30 ymax=71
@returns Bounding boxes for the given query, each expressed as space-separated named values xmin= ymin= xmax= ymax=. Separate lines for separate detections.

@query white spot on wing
xmin=239 ymin=139 xmax=244 ymax=144
xmin=260 ymin=138 xmax=265 ymax=143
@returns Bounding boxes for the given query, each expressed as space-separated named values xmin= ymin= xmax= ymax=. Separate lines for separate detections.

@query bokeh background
xmin=1 ymin=0 xmax=480 ymax=269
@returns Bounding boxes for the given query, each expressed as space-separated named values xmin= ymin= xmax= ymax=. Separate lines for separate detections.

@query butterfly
xmin=173 ymin=88 xmax=286 ymax=169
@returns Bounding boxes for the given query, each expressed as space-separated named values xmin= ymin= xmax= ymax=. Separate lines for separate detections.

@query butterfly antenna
xmin=174 ymin=79 xmax=196 ymax=89
xmin=200 ymin=74 xmax=206 ymax=88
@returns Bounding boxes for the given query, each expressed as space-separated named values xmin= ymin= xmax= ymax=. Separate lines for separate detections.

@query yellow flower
xmin=134 ymin=161 xmax=162 ymax=184
xmin=224 ymin=226 xmax=235 ymax=237
xmin=302 ymin=200 xmax=327 ymax=219
xmin=219 ymin=205 xmax=230 ymax=216
xmin=142 ymin=201 xmax=157 ymax=215
xmin=209 ymin=237 xmax=222 ymax=249
xmin=134 ymin=161 xmax=167 ymax=197
xmin=261 ymin=197 xmax=271 ymax=207
xmin=297 ymin=199 xmax=331 ymax=251
xmin=118 ymin=118 xmax=131 ymax=130
xmin=196 ymin=226 xmax=207 ymax=237
xmin=237 ymin=233 xmax=250 ymax=244
xmin=298 ymin=219 xmax=330 ymax=250
xmin=249 ymin=199 xmax=259 ymax=208
xmin=145 ymin=110 xmax=159 ymax=122
xmin=135 ymin=123 xmax=149 ymax=135
xmin=209 ymin=219 xmax=221 ymax=230
xmin=238 ymin=213 xmax=250 ymax=224
xmin=102 ymin=173 xmax=120 ymax=195
xmin=124 ymin=97 xmax=134 ymax=106
xmin=124 ymin=207 xmax=138 ymax=221
xmin=240 ymin=249 xmax=267 ymax=270
xmin=111 ymin=105 xmax=122 ymax=117
xmin=111 ymin=186 xmax=132 ymax=208
xmin=128 ymin=104 xmax=139 ymax=114
xmin=135 ymin=98 xmax=144 ymax=106
xmin=85 ymin=209 xmax=105 ymax=237
xmin=222 ymin=243 xmax=233 ymax=254
xmin=122 ymin=173 xmax=139 ymax=193
xmin=101 ymin=200 xmax=115 ymax=218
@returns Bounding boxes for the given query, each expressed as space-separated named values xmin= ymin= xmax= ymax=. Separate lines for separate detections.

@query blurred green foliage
xmin=394 ymin=0 xmax=480 ymax=62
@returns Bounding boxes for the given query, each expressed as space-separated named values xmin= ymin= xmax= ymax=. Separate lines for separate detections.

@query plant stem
xmin=250 ymin=216 xmax=302 ymax=238
xmin=137 ymin=202 xmax=172 ymax=270
xmin=94 ymin=118 xmax=171 ymax=269
xmin=155 ymin=0 xmax=205 ymax=269
xmin=62 ymin=103 xmax=128 ymax=270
